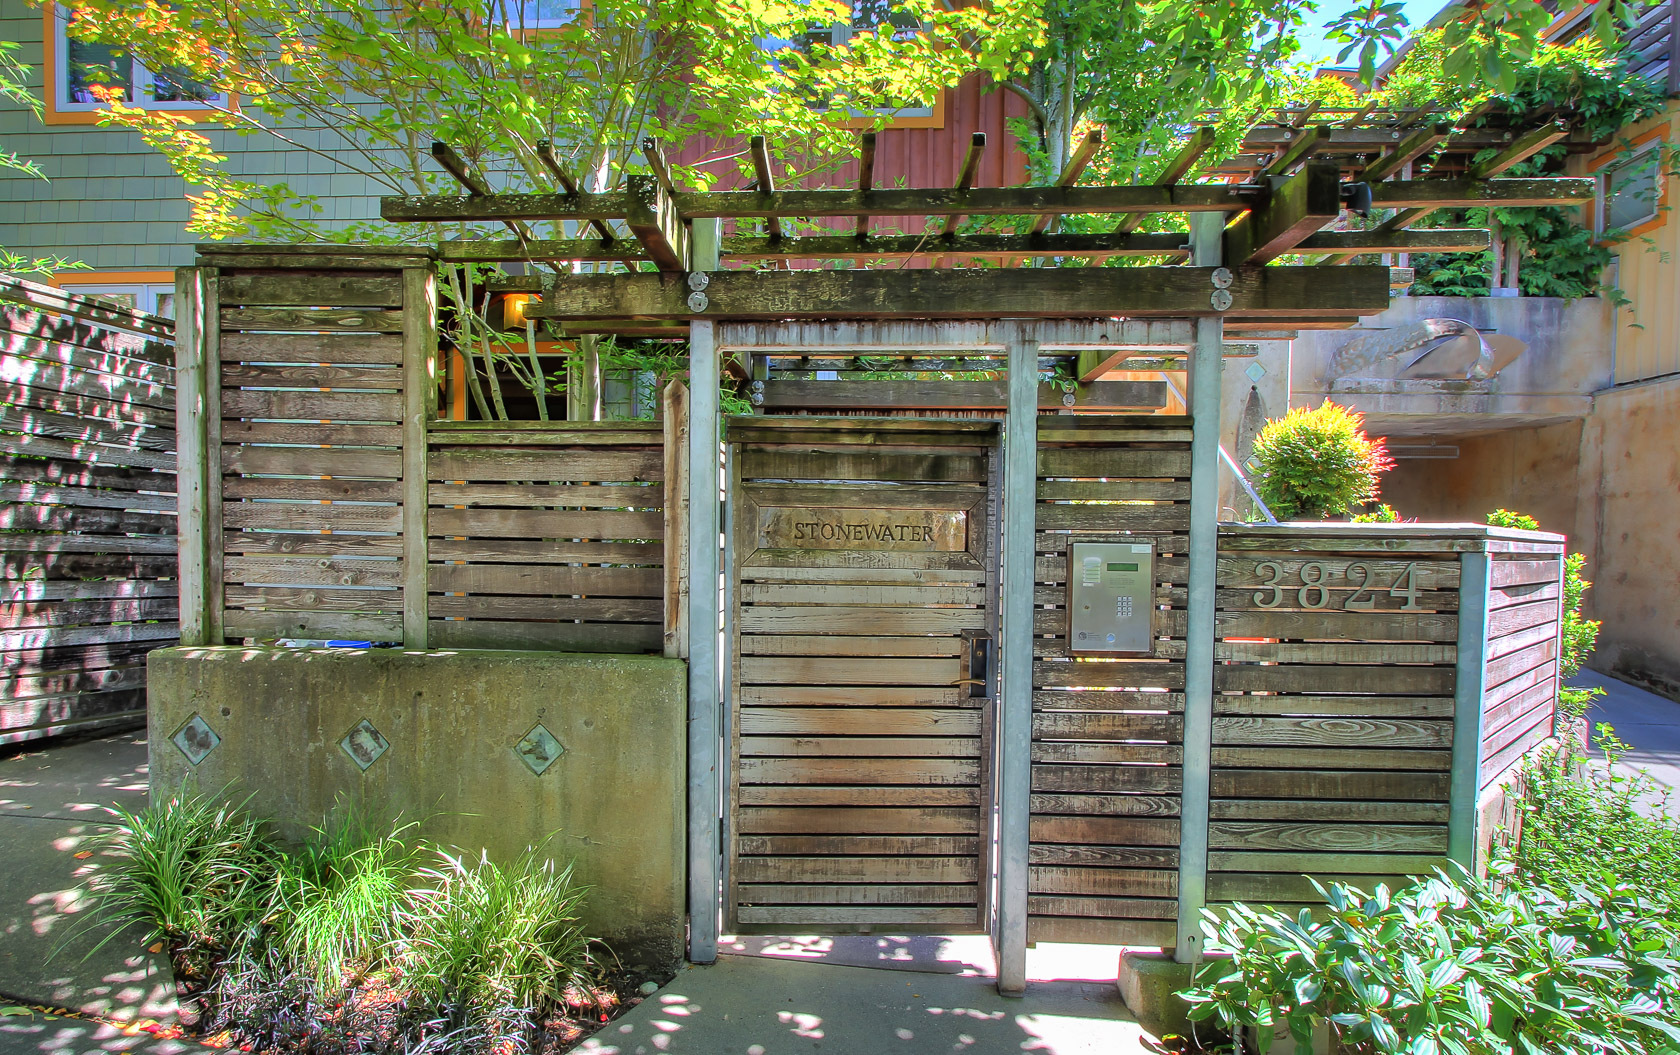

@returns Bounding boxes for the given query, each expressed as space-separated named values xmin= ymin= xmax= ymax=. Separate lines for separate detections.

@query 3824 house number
xmin=1251 ymin=560 xmax=1424 ymax=611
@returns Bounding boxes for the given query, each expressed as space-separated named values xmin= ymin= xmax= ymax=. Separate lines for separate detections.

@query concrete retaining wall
xmin=147 ymin=646 xmax=687 ymax=969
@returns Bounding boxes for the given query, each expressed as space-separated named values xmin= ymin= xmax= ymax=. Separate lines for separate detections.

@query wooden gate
xmin=726 ymin=418 xmax=998 ymax=933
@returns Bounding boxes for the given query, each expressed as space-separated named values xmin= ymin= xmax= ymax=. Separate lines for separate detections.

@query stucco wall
xmin=1576 ymin=376 xmax=1680 ymax=697
xmin=1379 ymin=420 xmax=1585 ymax=535
xmin=147 ymin=646 xmax=688 ymax=969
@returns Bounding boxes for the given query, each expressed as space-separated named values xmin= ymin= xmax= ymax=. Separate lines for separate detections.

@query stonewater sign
xmin=758 ymin=506 xmax=968 ymax=551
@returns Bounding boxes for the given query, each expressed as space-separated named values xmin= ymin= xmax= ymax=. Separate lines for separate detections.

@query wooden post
xmin=686 ymin=315 xmax=721 ymax=964
xmin=663 ymin=379 xmax=690 ymax=660
xmin=1177 ymin=212 xmax=1224 ymax=963
xmin=996 ymin=331 xmax=1038 ymax=996
xmin=402 ymin=266 xmax=437 ymax=649
xmin=173 ymin=267 xmax=211 ymax=645
xmin=1448 ymin=549 xmax=1492 ymax=868
xmin=203 ymin=270 xmax=225 ymax=644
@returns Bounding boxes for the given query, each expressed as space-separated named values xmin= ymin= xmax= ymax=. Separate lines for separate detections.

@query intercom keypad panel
xmin=1068 ymin=541 xmax=1156 ymax=656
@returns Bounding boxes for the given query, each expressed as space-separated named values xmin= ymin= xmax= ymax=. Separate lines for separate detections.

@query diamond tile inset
xmin=171 ymin=713 xmax=220 ymax=766
xmin=340 ymin=719 xmax=389 ymax=771
xmin=1245 ymin=360 xmax=1267 ymax=384
xmin=514 ymin=723 xmax=564 ymax=776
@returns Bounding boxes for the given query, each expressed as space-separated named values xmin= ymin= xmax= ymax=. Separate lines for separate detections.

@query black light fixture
xmin=1340 ymin=182 xmax=1373 ymax=217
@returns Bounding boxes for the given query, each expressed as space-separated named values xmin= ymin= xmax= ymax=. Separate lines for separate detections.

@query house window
xmin=51 ymin=4 xmax=223 ymax=114
xmin=58 ymin=280 xmax=176 ymax=320
xmin=496 ymin=0 xmax=583 ymax=30
xmin=1597 ymin=142 xmax=1662 ymax=235
xmin=763 ymin=1 xmax=937 ymax=121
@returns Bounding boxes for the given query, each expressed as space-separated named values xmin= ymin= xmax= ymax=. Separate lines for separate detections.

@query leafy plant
xmin=1182 ymin=866 xmax=1680 ymax=1055
xmin=399 ymin=848 xmax=597 ymax=1033
xmin=1250 ymin=401 xmax=1393 ymax=521
xmin=1352 ymin=503 xmax=1403 ymax=523
xmin=77 ymin=787 xmax=278 ymax=1023
xmin=273 ymin=813 xmax=419 ymax=995
xmin=1512 ymin=730 xmax=1680 ymax=909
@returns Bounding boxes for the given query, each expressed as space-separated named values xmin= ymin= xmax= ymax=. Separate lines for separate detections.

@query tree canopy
xmin=42 ymin=0 xmax=1655 ymax=242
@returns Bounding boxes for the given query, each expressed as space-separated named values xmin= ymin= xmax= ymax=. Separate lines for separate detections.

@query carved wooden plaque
xmin=757 ymin=506 xmax=968 ymax=551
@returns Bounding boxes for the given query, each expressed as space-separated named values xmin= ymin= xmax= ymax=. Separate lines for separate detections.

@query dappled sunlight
xmin=722 ymin=933 xmax=995 ymax=976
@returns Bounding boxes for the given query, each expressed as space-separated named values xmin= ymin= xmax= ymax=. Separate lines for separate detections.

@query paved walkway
xmin=0 ymin=731 xmax=188 ymax=1054
xmin=577 ymin=953 xmax=1152 ymax=1055
xmin=1578 ymin=670 xmax=1680 ymax=815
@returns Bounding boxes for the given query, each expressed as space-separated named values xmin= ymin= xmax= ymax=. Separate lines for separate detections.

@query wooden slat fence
xmin=184 ymin=252 xmax=435 ymax=644
xmin=1209 ymin=529 xmax=1462 ymax=910
xmin=726 ymin=419 xmax=997 ymax=932
xmin=1481 ymin=541 xmax=1568 ymax=789
xmin=426 ymin=421 xmax=670 ymax=652
xmin=1 ymin=276 xmax=177 ymax=742
xmin=1028 ymin=416 xmax=1192 ymax=948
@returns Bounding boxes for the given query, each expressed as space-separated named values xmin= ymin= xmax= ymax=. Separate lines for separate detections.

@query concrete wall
xmin=147 ymin=646 xmax=687 ymax=969
xmin=1379 ymin=420 xmax=1585 ymax=535
xmin=1576 ymin=376 xmax=1680 ymax=697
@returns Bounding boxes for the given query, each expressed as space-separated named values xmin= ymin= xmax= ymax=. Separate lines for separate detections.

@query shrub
xmin=1512 ymin=730 xmax=1680 ymax=908
xmin=77 ymin=788 xmax=278 ymax=1023
xmin=1181 ymin=867 xmax=1680 ymax=1055
xmin=1251 ymin=402 xmax=1394 ymax=521
xmin=273 ymin=813 xmax=419 ymax=995
xmin=399 ymin=848 xmax=598 ymax=1033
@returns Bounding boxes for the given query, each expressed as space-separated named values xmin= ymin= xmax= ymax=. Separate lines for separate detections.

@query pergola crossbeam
xmin=1222 ymin=162 xmax=1342 ymax=265
xmin=525 ymin=265 xmax=1391 ymax=321
xmin=382 ymin=178 xmax=1590 ymax=226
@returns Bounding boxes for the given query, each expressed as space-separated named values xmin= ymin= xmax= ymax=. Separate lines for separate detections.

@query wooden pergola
xmin=375 ymin=135 xmax=1590 ymax=986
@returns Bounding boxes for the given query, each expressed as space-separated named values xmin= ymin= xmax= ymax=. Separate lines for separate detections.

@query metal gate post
xmin=687 ymin=220 xmax=722 ymax=964
xmin=1176 ymin=213 xmax=1225 ymax=963
xmin=996 ymin=333 xmax=1039 ymax=995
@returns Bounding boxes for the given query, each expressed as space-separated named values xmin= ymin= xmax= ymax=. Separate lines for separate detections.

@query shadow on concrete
xmin=0 ymin=1014 xmax=200 ymax=1055
xmin=0 ymin=732 xmax=174 ymax=1024
xmin=1577 ymin=670 xmax=1680 ymax=816
xmin=578 ymin=955 xmax=1149 ymax=1055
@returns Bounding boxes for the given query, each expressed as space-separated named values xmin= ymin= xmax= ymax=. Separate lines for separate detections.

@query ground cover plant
xmin=76 ymin=792 xmax=630 ymax=1053
xmin=1181 ymin=866 xmax=1680 ymax=1054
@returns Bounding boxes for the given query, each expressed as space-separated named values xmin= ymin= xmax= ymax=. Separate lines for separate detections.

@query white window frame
xmin=759 ymin=1 xmax=935 ymax=120
xmin=53 ymin=4 xmax=224 ymax=113
xmin=1596 ymin=140 xmax=1663 ymax=236
xmin=58 ymin=281 xmax=176 ymax=320
xmin=495 ymin=0 xmax=584 ymax=31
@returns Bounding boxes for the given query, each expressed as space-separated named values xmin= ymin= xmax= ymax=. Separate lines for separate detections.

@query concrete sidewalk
xmin=1579 ymin=669 xmax=1680 ymax=814
xmin=0 ymin=730 xmax=179 ymax=1048
xmin=577 ymin=953 xmax=1155 ymax=1055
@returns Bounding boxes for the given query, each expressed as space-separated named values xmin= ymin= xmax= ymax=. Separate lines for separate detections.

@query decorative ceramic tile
xmin=340 ymin=719 xmax=389 ymax=771
xmin=1245 ymin=361 xmax=1267 ymax=384
xmin=171 ymin=713 xmax=219 ymax=766
xmin=514 ymin=723 xmax=564 ymax=776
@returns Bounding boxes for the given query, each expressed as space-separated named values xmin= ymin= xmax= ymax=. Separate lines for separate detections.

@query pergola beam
xmin=751 ymin=135 xmax=784 ymax=243
xmin=624 ymin=174 xmax=689 ymax=272
xmin=1260 ymin=124 xmax=1330 ymax=177
xmin=1030 ymin=128 xmax=1104 ymax=235
xmin=1358 ymin=122 xmax=1453 ymax=184
xmin=931 ymin=132 xmax=988 ymax=239
xmin=525 ymin=265 xmax=1391 ymax=321
xmin=1298 ymin=228 xmax=1491 ymax=254
xmin=1116 ymin=126 xmax=1216 ymax=234
xmin=382 ymin=178 xmax=1591 ymax=225
xmin=1367 ymin=176 xmax=1592 ymax=209
xmin=440 ymin=230 xmax=1191 ymax=264
xmin=1223 ymin=162 xmax=1342 ymax=265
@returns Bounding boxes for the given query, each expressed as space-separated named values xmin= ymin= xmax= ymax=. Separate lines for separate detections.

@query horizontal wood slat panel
xmin=3 ymin=287 xmax=176 ymax=743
